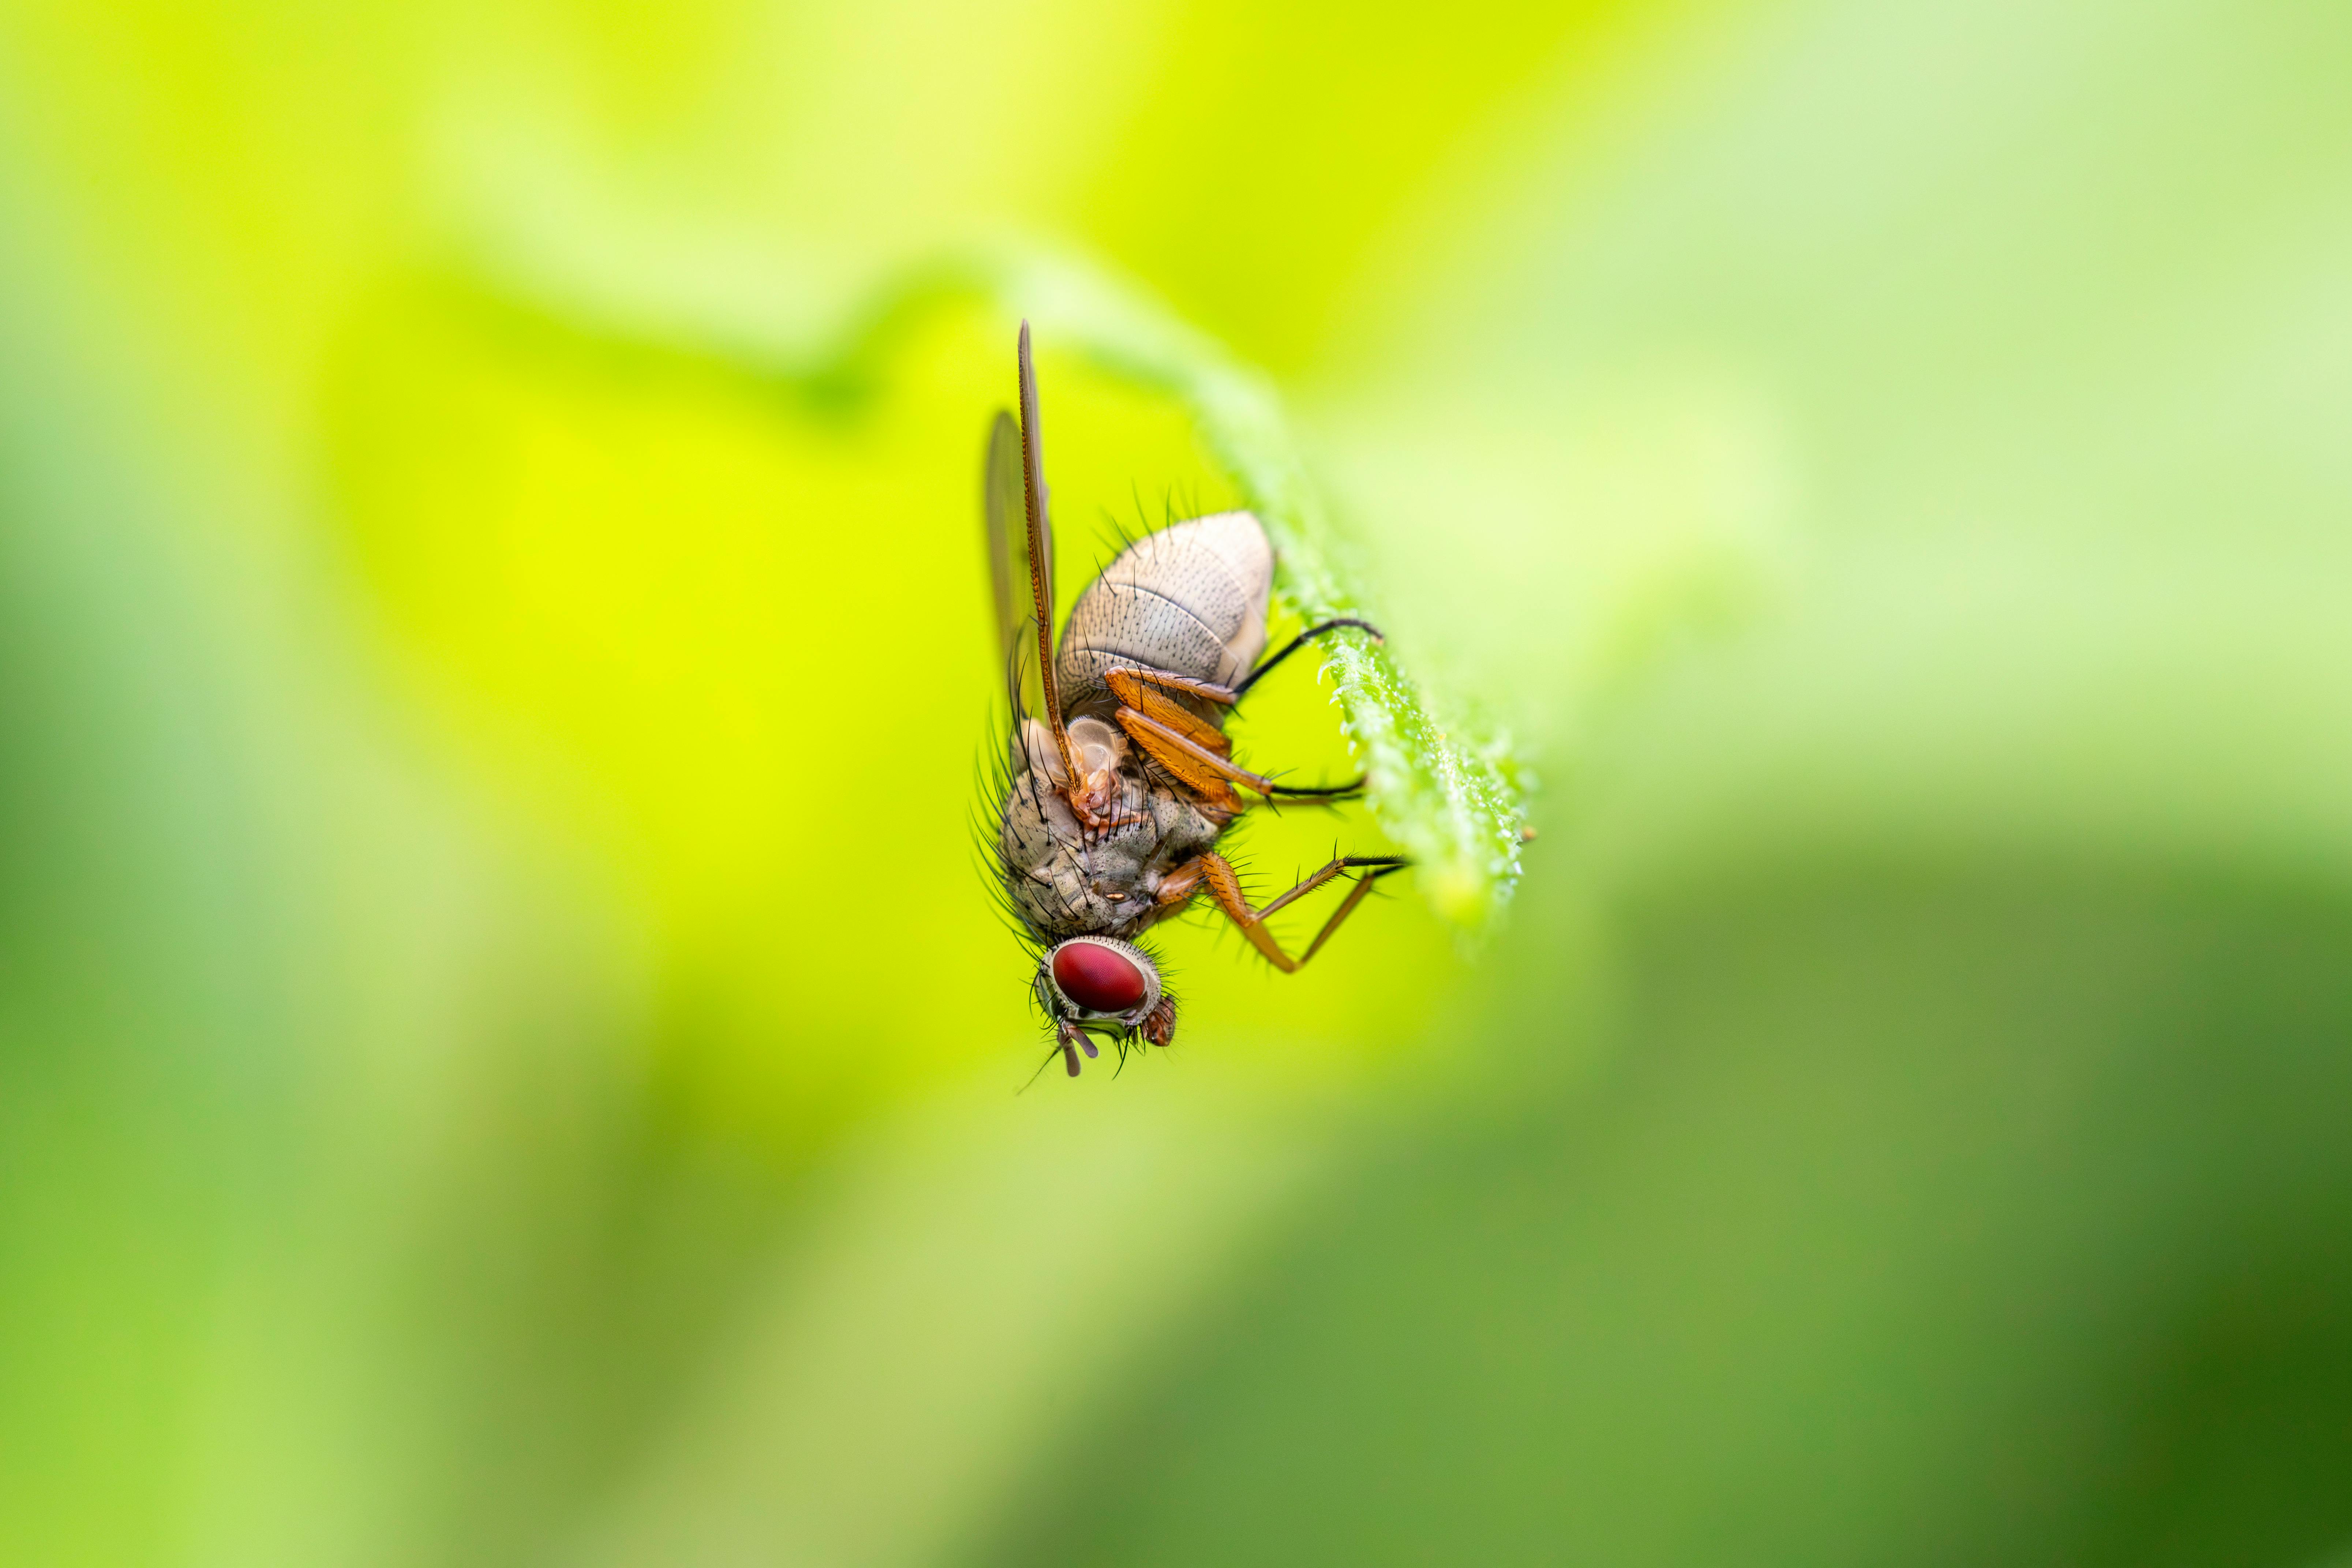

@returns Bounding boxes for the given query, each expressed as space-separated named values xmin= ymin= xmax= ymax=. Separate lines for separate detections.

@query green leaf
xmin=474 ymin=242 xmax=1533 ymax=929
xmin=939 ymin=250 xmax=1529 ymax=929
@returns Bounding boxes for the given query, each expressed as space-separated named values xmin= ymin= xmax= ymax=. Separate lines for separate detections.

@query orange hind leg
xmin=1160 ymin=851 xmax=1408 ymax=972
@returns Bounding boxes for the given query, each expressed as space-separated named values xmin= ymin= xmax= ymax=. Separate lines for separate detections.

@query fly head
xmin=1034 ymin=936 xmax=1177 ymax=1077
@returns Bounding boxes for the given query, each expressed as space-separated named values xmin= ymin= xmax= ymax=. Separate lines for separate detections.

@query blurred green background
xmin=5 ymin=0 xmax=2352 ymax=1563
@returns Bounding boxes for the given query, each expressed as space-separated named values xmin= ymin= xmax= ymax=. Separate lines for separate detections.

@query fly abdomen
xmin=1056 ymin=511 xmax=1271 ymax=717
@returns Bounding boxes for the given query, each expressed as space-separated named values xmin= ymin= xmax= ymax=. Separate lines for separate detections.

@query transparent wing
xmin=984 ymin=323 xmax=1074 ymax=787
xmin=981 ymin=324 xmax=1079 ymax=791
xmin=982 ymin=408 xmax=1047 ymax=722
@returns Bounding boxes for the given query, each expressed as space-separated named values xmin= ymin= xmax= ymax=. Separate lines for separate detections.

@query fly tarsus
xmin=1264 ymin=774 xmax=1368 ymax=799
xmin=1234 ymin=618 xmax=1385 ymax=699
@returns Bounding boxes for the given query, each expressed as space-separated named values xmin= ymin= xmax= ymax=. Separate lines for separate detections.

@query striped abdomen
xmin=1055 ymin=511 xmax=1271 ymax=721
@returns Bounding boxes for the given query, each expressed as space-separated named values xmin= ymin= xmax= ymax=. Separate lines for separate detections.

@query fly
xmin=984 ymin=322 xmax=1407 ymax=1078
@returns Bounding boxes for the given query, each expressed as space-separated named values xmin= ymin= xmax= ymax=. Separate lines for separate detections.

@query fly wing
xmin=985 ymin=323 xmax=1076 ymax=784
xmin=983 ymin=408 xmax=1049 ymax=721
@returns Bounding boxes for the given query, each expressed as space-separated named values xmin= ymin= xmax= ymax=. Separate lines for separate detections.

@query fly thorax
xmin=1000 ymin=756 xmax=1162 ymax=941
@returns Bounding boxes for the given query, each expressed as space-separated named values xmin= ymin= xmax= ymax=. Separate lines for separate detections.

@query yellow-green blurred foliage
xmin=4 ymin=0 xmax=2352 ymax=1564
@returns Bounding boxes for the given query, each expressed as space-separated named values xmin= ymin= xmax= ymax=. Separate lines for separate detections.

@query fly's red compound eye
xmin=1050 ymin=939 xmax=1150 ymax=1014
